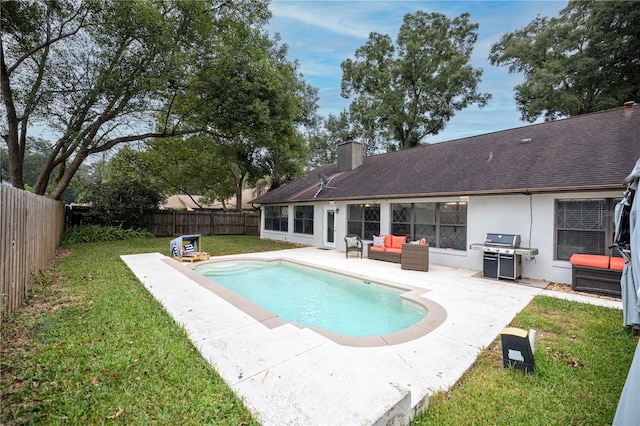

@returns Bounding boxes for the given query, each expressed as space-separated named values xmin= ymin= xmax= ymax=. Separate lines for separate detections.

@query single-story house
xmin=252 ymin=102 xmax=640 ymax=284
xmin=160 ymin=188 xmax=258 ymax=211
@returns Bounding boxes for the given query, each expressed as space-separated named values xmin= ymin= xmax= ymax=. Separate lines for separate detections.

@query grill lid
xmin=484 ymin=233 xmax=521 ymax=248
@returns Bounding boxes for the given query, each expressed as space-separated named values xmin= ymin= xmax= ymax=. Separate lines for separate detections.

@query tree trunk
xmin=236 ymin=180 xmax=243 ymax=212
xmin=0 ymin=45 xmax=25 ymax=189
xmin=48 ymin=148 xmax=87 ymax=200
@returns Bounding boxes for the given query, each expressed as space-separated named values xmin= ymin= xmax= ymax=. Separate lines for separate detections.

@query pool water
xmin=194 ymin=260 xmax=426 ymax=337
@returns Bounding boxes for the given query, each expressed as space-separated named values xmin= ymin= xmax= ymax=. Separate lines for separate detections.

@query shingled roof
xmin=254 ymin=104 xmax=640 ymax=204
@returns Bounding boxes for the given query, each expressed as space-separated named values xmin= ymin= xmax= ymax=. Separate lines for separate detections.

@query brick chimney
xmin=337 ymin=137 xmax=363 ymax=172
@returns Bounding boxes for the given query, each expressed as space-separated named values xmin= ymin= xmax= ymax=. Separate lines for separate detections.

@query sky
xmin=267 ymin=0 xmax=568 ymax=143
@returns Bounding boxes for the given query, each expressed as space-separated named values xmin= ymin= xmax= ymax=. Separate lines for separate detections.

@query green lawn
xmin=412 ymin=295 xmax=637 ymax=425
xmin=1 ymin=235 xmax=637 ymax=425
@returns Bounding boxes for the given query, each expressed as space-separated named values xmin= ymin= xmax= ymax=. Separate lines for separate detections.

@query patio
xmin=121 ymin=247 xmax=621 ymax=425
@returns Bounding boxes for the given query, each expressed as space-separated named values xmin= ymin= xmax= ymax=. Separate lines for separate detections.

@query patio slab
xmin=121 ymin=247 xmax=621 ymax=425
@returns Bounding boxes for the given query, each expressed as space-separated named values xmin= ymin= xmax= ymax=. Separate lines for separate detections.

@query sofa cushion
xmin=373 ymin=235 xmax=386 ymax=247
xmin=370 ymin=246 xmax=385 ymax=252
xmin=610 ymin=257 xmax=625 ymax=271
xmin=392 ymin=236 xmax=406 ymax=249
xmin=380 ymin=234 xmax=393 ymax=248
xmin=569 ymin=254 xmax=610 ymax=269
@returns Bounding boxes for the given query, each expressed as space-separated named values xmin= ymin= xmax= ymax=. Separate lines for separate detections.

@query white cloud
xmin=269 ymin=0 xmax=568 ymax=141
xmin=270 ymin=1 xmax=393 ymax=39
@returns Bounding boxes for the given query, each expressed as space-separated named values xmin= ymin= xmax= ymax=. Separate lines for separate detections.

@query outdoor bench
xmin=367 ymin=234 xmax=406 ymax=263
xmin=367 ymin=235 xmax=429 ymax=271
xmin=569 ymin=254 xmax=624 ymax=297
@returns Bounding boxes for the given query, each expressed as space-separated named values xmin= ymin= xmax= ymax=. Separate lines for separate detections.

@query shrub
xmin=61 ymin=225 xmax=154 ymax=244
xmin=82 ymin=180 xmax=165 ymax=229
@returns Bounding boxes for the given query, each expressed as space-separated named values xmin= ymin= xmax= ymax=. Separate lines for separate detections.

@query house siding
xmin=259 ymin=188 xmax=624 ymax=284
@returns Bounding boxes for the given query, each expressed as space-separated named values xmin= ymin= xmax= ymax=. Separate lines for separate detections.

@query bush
xmin=61 ymin=225 xmax=154 ymax=244
xmin=82 ymin=180 xmax=165 ymax=229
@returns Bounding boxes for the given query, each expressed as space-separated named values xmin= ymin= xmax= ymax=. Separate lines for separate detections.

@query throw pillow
xmin=373 ymin=235 xmax=386 ymax=247
xmin=420 ymin=238 xmax=427 ymax=245
xmin=346 ymin=236 xmax=359 ymax=248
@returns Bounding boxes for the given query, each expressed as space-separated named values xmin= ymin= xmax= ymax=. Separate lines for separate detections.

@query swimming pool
xmin=189 ymin=258 xmax=446 ymax=346
xmin=195 ymin=259 xmax=425 ymax=337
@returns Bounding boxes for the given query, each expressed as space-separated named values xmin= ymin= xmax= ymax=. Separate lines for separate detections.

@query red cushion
xmin=610 ymin=257 xmax=625 ymax=271
xmin=380 ymin=234 xmax=393 ymax=248
xmin=569 ymin=254 xmax=610 ymax=269
xmin=391 ymin=236 xmax=406 ymax=249
xmin=370 ymin=246 xmax=385 ymax=252
xmin=420 ymin=238 xmax=427 ymax=245
xmin=386 ymin=248 xmax=402 ymax=254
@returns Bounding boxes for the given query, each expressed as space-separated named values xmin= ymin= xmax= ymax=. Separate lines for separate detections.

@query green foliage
xmin=1 ymin=0 xmax=273 ymax=199
xmin=82 ymin=180 xmax=164 ymax=229
xmin=489 ymin=0 xmax=640 ymax=122
xmin=341 ymin=10 xmax=491 ymax=151
xmin=143 ymin=25 xmax=317 ymax=204
xmin=307 ymin=112 xmax=367 ymax=168
xmin=61 ymin=225 xmax=154 ymax=244
xmin=140 ymin=134 xmax=235 ymax=204
xmin=412 ymin=296 xmax=637 ymax=425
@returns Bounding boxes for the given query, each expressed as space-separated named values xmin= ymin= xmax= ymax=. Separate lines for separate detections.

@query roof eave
xmin=252 ymin=184 xmax=626 ymax=205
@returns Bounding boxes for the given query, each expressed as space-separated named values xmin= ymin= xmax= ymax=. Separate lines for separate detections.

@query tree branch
xmin=7 ymin=6 xmax=89 ymax=75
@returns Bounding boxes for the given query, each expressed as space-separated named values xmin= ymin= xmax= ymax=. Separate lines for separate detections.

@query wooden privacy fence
xmin=146 ymin=210 xmax=260 ymax=237
xmin=1 ymin=185 xmax=65 ymax=326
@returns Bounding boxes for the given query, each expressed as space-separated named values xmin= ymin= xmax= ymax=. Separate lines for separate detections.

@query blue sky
xmin=268 ymin=0 xmax=568 ymax=143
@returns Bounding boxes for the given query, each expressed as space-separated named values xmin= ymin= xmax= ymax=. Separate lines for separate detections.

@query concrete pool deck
xmin=121 ymin=247 xmax=622 ymax=425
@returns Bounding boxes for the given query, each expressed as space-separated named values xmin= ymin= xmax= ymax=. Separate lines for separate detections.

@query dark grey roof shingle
xmin=254 ymin=105 xmax=640 ymax=204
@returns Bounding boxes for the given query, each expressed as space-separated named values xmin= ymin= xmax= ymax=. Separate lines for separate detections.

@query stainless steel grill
xmin=470 ymin=233 xmax=538 ymax=280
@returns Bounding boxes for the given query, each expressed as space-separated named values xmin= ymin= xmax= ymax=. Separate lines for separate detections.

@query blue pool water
xmin=194 ymin=260 xmax=426 ymax=337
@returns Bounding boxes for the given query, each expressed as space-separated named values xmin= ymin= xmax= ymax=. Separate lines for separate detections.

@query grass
xmin=1 ymin=235 xmax=638 ymax=425
xmin=412 ymin=296 xmax=638 ymax=425
xmin=1 ymin=236 xmax=295 ymax=425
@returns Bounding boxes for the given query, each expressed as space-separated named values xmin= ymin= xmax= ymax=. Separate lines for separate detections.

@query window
xmin=264 ymin=206 xmax=288 ymax=232
xmin=347 ymin=204 xmax=380 ymax=240
xmin=556 ymin=199 xmax=618 ymax=260
xmin=294 ymin=206 xmax=314 ymax=235
xmin=391 ymin=202 xmax=467 ymax=250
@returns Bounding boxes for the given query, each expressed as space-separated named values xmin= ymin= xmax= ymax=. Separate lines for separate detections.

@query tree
xmin=340 ymin=11 xmax=490 ymax=151
xmin=153 ymin=24 xmax=317 ymax=208
xmin=83 ymin=179 xmax=164 ymax=229
xmin=307 ymin=112 xmax=380 ymax=168
xmin=1 ymin=0 xmax=270 ymax=199
xmin=489 ymin=0 xmax=640 ymax=122
xmin=132 ymin=137 xmax=233 ymax=208
xmin=79 ymin=146 xmax=164 ymax=228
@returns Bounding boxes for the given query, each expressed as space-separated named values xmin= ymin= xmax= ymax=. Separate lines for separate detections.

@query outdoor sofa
xmin=569 ymin=254 xmax=623 ymax=297
xmin=367 ymin=234 xmax=429 ymax=271
xmin=367 ymin=234 xmax=406 ymax=263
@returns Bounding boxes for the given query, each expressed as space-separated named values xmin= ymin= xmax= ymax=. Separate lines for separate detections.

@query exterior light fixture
xmin=500 ymin=327 xmax=536 ymax=373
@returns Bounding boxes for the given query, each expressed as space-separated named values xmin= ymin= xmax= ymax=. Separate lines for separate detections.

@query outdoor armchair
xmin=345 ymin=234 xmax=363 ymax=258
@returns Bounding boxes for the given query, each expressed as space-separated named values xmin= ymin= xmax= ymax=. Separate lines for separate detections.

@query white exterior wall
xmin=259 ymin=189 xmax=623 ymax=285
xmin=260 ymin=203 xmax=326 ymax=247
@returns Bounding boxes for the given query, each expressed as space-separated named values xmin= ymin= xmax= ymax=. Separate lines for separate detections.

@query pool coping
xmin=163 ymin=257 xmax=448 ymax=347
